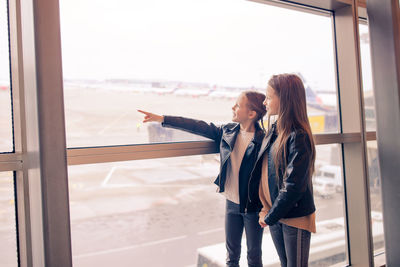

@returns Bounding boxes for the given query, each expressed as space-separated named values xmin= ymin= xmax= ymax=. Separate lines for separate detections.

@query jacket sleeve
xmin=162 ymin=115 xmax=223 ymax=142
xmin=264 ymin=132 xmax=312 ymax=225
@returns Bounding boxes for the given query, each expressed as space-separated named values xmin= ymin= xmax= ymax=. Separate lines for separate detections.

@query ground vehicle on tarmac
xmin=314 ymin=165 xmax=343 ymax=195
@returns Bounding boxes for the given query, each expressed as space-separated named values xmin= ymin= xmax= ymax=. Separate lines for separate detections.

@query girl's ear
xmin=248 ymin=110 xmax=257 ymax=120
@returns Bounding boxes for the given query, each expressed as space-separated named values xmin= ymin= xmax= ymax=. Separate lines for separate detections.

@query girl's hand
xmin=138 ymin=110 xmax=164 ymax=123
xmin=259 ymin=217 xmax=267 ymax=228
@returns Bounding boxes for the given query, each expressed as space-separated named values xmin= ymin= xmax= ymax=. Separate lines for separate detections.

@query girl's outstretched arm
xmin=137 ymin=110 xmax=224 ymax=142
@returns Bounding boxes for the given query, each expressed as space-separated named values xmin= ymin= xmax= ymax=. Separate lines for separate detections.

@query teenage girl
xmin=256 ymin=73 xmax=316 ymax=267
xmin=138 ymin=90 xmax=266 ymax=267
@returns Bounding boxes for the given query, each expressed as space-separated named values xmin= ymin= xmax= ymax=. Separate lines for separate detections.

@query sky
xmin=1 ymin=0 xmax=373 ymax=91
xmin=0 ymin=0 xmax=9 ymax=83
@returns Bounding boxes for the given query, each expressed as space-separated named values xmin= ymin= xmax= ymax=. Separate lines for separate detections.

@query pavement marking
xmin=197 ymin=227 xmax=224 ymax=236
xmin=101 ymin=166 xmax=117 ymax=187
xmin=97 ymin=111 xmax=129 ymax=135
xmin=102 ymin=183 xmax=208 ymax=189
xmin=101 ymin=165 xmax=212 ymax=188
xmin=74 ymin=235 xmax=188 ymax=259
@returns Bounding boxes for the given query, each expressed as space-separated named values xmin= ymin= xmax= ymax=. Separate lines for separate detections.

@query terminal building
xmin=0 ymin=0 xmax=399 ymax=266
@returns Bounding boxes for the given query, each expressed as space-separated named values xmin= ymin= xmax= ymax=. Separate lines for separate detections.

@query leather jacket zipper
xmin=246 ymin=140 xmax=259 ymax=205
xmin=219 ymin=136 xmax=232 ymax=192
xmin=247 ymin=159 xmax=258 ymax=204
xmin=247 ymin=138 xmax=269 ymax=206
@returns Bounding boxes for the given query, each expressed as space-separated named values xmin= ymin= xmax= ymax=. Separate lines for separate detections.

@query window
xmin=59 ymin=1 xmax=349 ymax=266
xmin=68 ymin=145 xmax=348 ymax=266
xmin=309 ymin=144 xmax=347 ymax=266
xmin=367 ymin=141 xmax=384 ymax=257
xmin=359 ymin=22 xmax=385 ymax=263
xmin=68 ymin=156 xmax=222 ymax=266
xmin=60 ymin=0 xmax=339 ymax=148
xmin=0 ymin=1 xmax=13 ymax=152
xmin=0 ymin=172 xmax=18 ymax=267
xmin=359 ymin=23 xmax=376 ymax=132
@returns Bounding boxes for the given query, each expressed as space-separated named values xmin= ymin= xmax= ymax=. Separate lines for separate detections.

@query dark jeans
xmin=225 ymin=200 xmax=263 ymax=267
xmin=269 ymin=222 xmax=311 ymax=267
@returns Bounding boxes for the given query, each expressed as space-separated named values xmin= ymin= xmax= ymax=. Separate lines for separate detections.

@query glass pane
xmin=367 ymin=141 xmax=385 ymax=260
xmin=69 ymin=155 xmax=222 ymax=267
xmin=359 ymin=23 xmax=385 ymax=263
xmin=60 ymin=0 xmax=339 ymax=148
xmin=0 ymin=172 xmax=18 ymax=267
xmin=0 ymin=1 xmax=13 ymax=152
xmin=359 ymin=23 xmax=376 ymax=132
xmin=69 ymin=145 xmax=347 ymax=266
xmin=309 ymin=144 xmax=347 ymax=266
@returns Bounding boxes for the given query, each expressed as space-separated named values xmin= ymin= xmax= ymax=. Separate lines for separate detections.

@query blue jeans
xmin=225 ymin=200 xmax=263 ymax=267
xmin=269 ymin=222 xmax=311 ymax=267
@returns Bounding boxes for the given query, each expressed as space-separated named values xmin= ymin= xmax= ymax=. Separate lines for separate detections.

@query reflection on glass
xmin=308 ymin=144 xmax=347 ymax=266
xmin=0 ymin=1 xmax=13 ymax=152
xmin=359 ymin=23 xmax=376 ymax=132
xmin=69 ymin=144 xmax=347 ymax=266
xmin=60 ymin=0 xmax=339 ymax=148
xmin=69 ymin=155 xmax=223 ymax=267
xmin=367 ymin=141 xmax=385 ymax=264
xmin=359 ymin=22 xmax=385 ymax=263
xmin=0 ymin=172 xmax=18 ymax=267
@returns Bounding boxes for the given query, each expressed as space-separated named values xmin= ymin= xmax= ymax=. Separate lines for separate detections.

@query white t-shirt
xmin=223 ymin=129 xmax=254 ymax=204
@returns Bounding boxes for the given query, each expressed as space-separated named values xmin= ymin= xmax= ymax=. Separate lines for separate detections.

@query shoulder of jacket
xmin=222 ymin=122 xmax=239 ymax=131
xmin=288 ymin=129 xmax=309 ymax=143
xmin=290 ymin=128 xmax=307 ymax=138
xmin=287 ymin=131 xmax=313 ymax=156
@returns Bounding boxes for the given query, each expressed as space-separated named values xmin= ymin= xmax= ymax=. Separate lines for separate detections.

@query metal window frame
xmin=0 ymin=132 xmax=377 ymax=170
xmin=366 ymin=0 xmax=400 ymax=266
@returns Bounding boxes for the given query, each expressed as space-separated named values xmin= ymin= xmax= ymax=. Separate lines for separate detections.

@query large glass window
xmin=0 ymin=172 xmax=18 ymax=267
xmin=0 ymin=0 xmax=13 ymax=152
xmin=359 ymin=22 xmax=385 ymax=264
xmin=60 ymin=0 xmax=339 ymax=148
xmin=68 ymin=144 xmax=347 ymax=266
xmin=367 ymin=141 xmax=384 ymax=255
xmin=359 ymin=23 xmax=376 ymax=132
xmin=69 ymin=155 xmax=222 ymax=267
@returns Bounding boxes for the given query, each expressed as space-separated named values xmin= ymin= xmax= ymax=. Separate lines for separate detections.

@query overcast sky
xmin=1 ymin=0 xmax=372 ymax=91
xmin=0 ymin=1 xmax=9 ymax=84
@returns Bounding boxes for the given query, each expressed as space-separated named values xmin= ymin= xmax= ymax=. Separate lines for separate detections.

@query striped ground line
xmin=74 ymin=235 xmax=187 ymax=259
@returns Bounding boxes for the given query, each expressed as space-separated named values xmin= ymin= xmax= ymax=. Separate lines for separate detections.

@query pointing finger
xmin=137 ymin=109 xmax=150 ymax=115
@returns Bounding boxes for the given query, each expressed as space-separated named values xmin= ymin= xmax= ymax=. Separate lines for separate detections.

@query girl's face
xmin=232 ymin=94 xmax=255 ymax=124
xmin=264 ymin=86 xmax=280 ymax=116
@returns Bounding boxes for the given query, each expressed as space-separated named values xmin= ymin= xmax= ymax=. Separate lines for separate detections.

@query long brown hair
xmin=267 ymin=74 xmax=316 ymax=181
xmin=243 ymin=91 xmax=267 ymax=131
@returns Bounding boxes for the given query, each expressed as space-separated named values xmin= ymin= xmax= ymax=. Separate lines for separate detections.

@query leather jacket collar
xmin=223 ymin=122 xmax=265 ymax=150
xmin=258 ymin=122 xmax=277 ymax=161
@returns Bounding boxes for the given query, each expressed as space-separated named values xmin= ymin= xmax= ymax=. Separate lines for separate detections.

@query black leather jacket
xmin=252 ymin=123 xmax=316 ymax=225
xmin=162 ymin=116 xmax=265 ymax=213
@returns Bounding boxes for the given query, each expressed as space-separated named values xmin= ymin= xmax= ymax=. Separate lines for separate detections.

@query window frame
xmin=2 ymin=0 xmax=382 ymax=266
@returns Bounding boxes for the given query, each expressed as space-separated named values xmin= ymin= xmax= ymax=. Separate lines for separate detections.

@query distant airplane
xmin=151 ymin=87 xmax=178 ymax=95
xmin=174 ymin=88 xmax=214 ymax=97
xmin=208 ymin=90 xmax=241 ymax=100
xmin=295 ymin=72 xmax=336 ymax=111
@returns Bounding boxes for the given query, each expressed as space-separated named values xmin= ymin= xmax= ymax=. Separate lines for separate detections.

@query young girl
xmin=138 ymin=91 xmax=266 ymax=267
xmin=257 ymin=74 xmax=316 ymax=267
